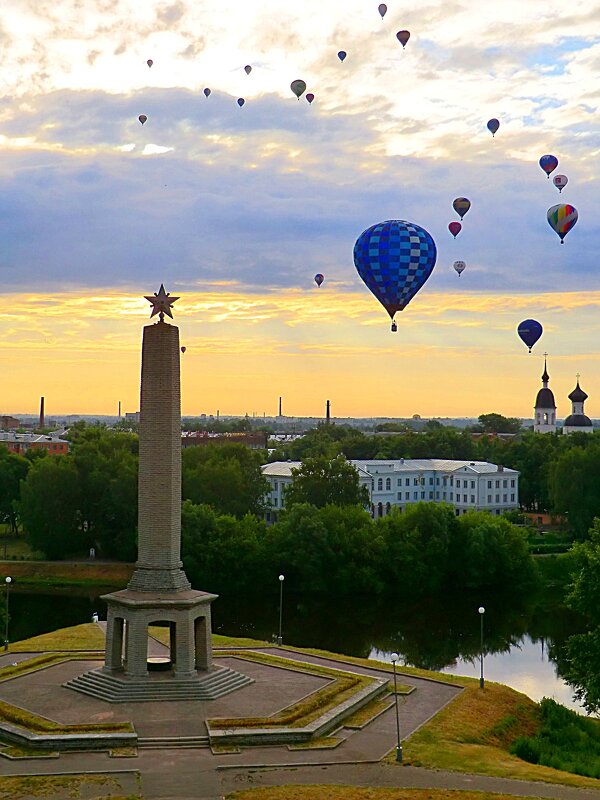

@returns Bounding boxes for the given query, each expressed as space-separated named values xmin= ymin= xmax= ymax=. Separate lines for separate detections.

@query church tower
xmin=534 ymin=355 xmax=556 ymax=433
xmin=563 ymin=376 xmax=593 ymax=434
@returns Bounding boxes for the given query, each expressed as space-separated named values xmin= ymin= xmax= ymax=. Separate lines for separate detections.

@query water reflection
xmin=8 ymin=585 xmax=587 ymax=712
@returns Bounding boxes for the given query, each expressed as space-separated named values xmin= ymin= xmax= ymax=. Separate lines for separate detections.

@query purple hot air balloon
xmin=517 ymin=319 xmax=543 ymax=353
xmin=306 ymin=92 xmax=315 ymax=104
xmin=539 ymin=154 xmax=558 ymax=178
xmin=146 ymin=59 xmax=153 ymax=68
xmin=314 ymin=273 xmax=324 ymax=287
xmin=396 ymin=30 xmax=410 ymax=48
xmin=378 ymin=3 xmax=387 ymax=18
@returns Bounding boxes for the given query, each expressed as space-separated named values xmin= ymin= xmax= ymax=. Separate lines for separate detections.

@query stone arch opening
xmin=147 ymin=619 xmax=175 ymax=672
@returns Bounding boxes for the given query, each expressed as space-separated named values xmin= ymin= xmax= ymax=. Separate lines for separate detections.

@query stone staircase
xmin=64 ymin=665 xmax=254 ymax=703
xmin=138 ymin=735 xmax=210 ymax=749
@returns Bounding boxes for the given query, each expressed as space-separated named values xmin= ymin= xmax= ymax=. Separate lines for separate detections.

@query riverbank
xmin=0 ymin=560 xmax=134 ymax=587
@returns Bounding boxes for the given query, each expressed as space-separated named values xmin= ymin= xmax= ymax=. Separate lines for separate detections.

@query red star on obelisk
xmin=144 ymin=284 xmax=180 ymax=322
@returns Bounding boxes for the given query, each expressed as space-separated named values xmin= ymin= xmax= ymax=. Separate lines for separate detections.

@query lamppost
xmin=390 ymin=652 xmax=403 ymax=762
xmin=478 ymin=606 xmax=485 ymax=689
xmin=277 ymin=574 xmax=284 ymax=645
xmin=4 ymin=577 xmax=12 ymax=651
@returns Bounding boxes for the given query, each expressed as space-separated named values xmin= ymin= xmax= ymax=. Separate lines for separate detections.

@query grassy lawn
xmin=227 ymin=789 xmax=544 ymax=800
xmin=0 ymin=773 xmax=140 ymax=799
xmin=0 ymin=561 xmax=133 ymax=585
xmin=0 ymin=536 xmax=43 ymax=560
xmin=8 ymin=623 xmax=106 ymax=652
xmin=402 ymin=681 xmax=600 ymax=790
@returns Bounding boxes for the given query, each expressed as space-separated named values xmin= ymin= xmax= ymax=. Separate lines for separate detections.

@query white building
xmin=534 ymin=357 xmax=557 ymax=433
xmin=262 ymin=458 xmax=519 ymax=520
xmin=563 ymin=378 xmax=594 ymax=434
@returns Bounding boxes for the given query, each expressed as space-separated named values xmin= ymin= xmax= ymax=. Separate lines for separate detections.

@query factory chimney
xmin=326 ymin=400 xmax=330 ymax=423
xmin=39 ymin=396 xmax=45 ymax=430
xmin=278 ymin=396 xmax=282 ymax=417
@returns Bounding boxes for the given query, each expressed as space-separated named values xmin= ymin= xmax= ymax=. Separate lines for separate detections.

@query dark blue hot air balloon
xmin=539 ymin=154 xmax=558 ymax=178
xmin=353 ymin=219 xmax=437 ymax=331
xmin=517 ymin=319 xmax=543 ymax=352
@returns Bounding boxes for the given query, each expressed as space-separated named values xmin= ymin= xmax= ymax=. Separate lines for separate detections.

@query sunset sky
xmin=1 ymin=0 xmax=599 ymax=418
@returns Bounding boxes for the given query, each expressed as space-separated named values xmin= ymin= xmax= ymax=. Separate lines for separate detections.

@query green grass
xmin=403 ymin=681 xmax=600 ymax=789
xmin=0 ymin=695 xmax=133 ymax=735
xmin=511 ymin=697 xmax=600 ymax=778
xmin=0 ymin=537 xmax=43 ymax=560
xmin=8 ymin=623 xmax=106 ymax=652
xmin=342 ymin=696 xmax=394 ymax=729
xmin=227 ymin=789 xmax=546 ymax=800
xmin=0 ymin=774 xmax=140 ymax=799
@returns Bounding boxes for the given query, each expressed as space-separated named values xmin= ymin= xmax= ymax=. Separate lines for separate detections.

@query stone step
xmin=138 ymin=736 xmax=210 ymax=749
xmin=64 ymin=666 xmax=254 ymax=703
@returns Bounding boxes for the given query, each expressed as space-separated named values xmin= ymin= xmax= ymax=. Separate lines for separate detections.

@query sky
xmin=1 ymin=0 xmax=600 ymax=418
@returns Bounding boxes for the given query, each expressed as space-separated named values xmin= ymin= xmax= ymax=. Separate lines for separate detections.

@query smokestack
xmin=326 ymin=400 xmax=330 ymax=423
xmin=39 ymin=396 xmax=45 ymax=430
xmin=217 ymin=410 xmax=220 ymax=420
xmin=118 ymin=400 xmax=122 ymax=418
xmin=278 ymin=396 xmax=282 ymax=417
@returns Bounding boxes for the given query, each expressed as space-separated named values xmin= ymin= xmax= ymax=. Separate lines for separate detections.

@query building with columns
xmin=534 ymin=356 xmax=557 ymax=433
xmin=563 ymin=377 xmax=594 ymax=434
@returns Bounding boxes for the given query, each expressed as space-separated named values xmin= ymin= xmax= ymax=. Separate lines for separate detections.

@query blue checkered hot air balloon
xmin=353 ymin=220 xmax=437 ymax=331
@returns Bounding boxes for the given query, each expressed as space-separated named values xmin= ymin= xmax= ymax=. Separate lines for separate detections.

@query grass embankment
xmin=8 ymin=623 xmax=106 ymax=652
xmin=0 ymin=773 xmax=140 ymax=800
xmin=0 ymin=561 xmax=134 ymax=587
xmin=404 ymin=681 xmax=600 ymax=790
xmin=512 ymin=697 xmax=600 ymax=778
xmin=227 ymin=790 xmax=543 ymax=800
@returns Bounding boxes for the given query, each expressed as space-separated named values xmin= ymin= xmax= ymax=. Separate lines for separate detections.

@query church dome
xmin=568 ymin=381 xmax=588 ymax=403
xmin=563 ymin=413 xmax=592 ymax=428
xmin=535 ymin=387 xmax=556 ymax=409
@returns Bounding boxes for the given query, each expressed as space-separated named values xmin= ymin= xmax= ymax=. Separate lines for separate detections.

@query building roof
xmin=563 ymin=414 xmax=593 ymax=428
xmin=568 ymin=381 xmax=588 ymax=403
xmin=262 ymin=459 xmax=517 ymax=477
xmin=535 ymin=387 xmax=556 ymax=409
xmin=0 ymin=432 xmax=67 ymax=445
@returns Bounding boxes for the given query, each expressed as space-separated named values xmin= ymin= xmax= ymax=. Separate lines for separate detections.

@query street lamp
xmin=277 ymin=574 xmax=284 ymax=646
xmin=4 ymin=577 xmax=12 ymax=651
xmin=390 ymin=652 xmax=403 ymax=762
xmin=478 ymin=606 xmax=485 ymax=689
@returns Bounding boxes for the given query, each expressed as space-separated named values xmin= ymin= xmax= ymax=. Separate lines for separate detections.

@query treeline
xmin=269 ymin=423 xmax=600 ymax=538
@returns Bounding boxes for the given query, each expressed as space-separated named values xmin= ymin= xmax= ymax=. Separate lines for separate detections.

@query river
xmin=6 ymin=584 xmax=589 ymax=715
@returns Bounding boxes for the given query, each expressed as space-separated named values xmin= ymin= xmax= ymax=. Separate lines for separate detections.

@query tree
xmin=182 ymin=443 xmax=269 ymax=518
xmin=267 ymin=503 xmax=383 ymax=595
xmin=284 ymin=455 xmax=370 ymax=509
xmin=548 ymin=442 xmax=600 ymax=538
xmin=477 ymin=413 xmax=522 ymax=434
xmin=19 ymin=457 xmax=85 ymax=559
xmin=0 ymin=448 xmax=30 ymax=533
xmin=558 ymin=521 xmax=600 ymax=712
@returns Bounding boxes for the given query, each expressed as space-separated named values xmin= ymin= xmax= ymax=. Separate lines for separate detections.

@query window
xmin=503 ymin=480 xmax=507 ymax=488
xmin=470 ymin=495 xmax=475 ymax=504
xmin=429 ymin=477 xmax=434 ymax=485
xmin=495 ymin=494 xmax=500 ymax=503
xmin=495 ymin=480 xmax=500 ymax=488
xmin=405 ymin=478 xmax=410 ymax=486
xmin=456 ymin=479 xmax=460 ymax=488
xmin=487 ymin=495 xmax=492 ymax=503
xmin=511 ymin=493 xmax=515 ymax=502
xmin=450 ymin=477 xmax=454 ymax=487
xmin=377 ymin=478 xmax=383 ymax=491
xmin=503 ymin=494 xmax=507 ymax=502
xmin=273 ymin=497 xmax=278 ymax=507
xmin=421 ymin=491 xmax=425 ymax=499
xmin=378 ymin=502 xmax=383 ymax=517
xmin=487 ymin=480 xmax=492 ymax=489
xmin=429 ymin=491 xmax=433 ymax=499
xmin=397 ymin=492 xmax=402 ymax=500
xmin=405 ymin=492 xmax=410 ymax=501
xmin=470 ymin=481 xmax=475 ymax=489
xmin=463 ymin=494 xmax=467 ymax=503
xmin=386 ymin=502 xmax=391 ymax=514
xmin=436 ymin=492 xmax=440 ymax=499
xmin=386 ymin=477 xmax=391 ymax=491
xmin=443 ymin=492 xmax=446 ymax=500
xmin=450 ymin=492 xmax=453 ymax=501
xmin=511 ymin=479 xmax=515 ymax=488
xmin=414 ymin=491 xmax=418 ymax=500
xmin=414 ymin=477 xmax=419 ymax=485
xmin=436 ymin=478 xmax=440 ymax=485
xmin=397 ymin=478 xmax=402 ymax=487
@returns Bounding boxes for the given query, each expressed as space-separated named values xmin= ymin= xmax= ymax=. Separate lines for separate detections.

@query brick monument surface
xmin=66 ymin=287 xmax=251 ymax=701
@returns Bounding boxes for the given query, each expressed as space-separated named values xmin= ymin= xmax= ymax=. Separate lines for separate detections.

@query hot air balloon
xmin=353 ymin=219 xmax=437 ymax=330
xmin=453 ymin=197 xmax=471 ymax=220
xmin=553 ymin=174 xmax=568 ymax=193
xmin=487 ymin=118 xmax=500 ymax=137
xmin=448 ymin=221 xmax=462 ymax=238
xmin=539 ymin=154 xmax=558 ymax=178
xmin=396 ymin=30 xmax=410 ymax=48
xmin=237 ymin=98 xmax=245 ymax=107
xmin=547 ymin=204 xmax=578 ymax=244
xmin=291 ymin=79 xmax=307 ymax=99
xmin=518 ymin=319 xmax=543 ymax=353
xmin=306 ymin=93 xmax=315 ymax=104
xmin=338 ymin=50 xmax=347 ymax=62
xmin=378 ymin=3 xmax=387 ymax=18
xmin=314 ymin=273 xmax=324 ymax=287
xmin=138 ymin=114 xmax=147 ymax=125
xmin=244 ymin=65 xmax=252 ymax=75
xmin=146 ymin=59 xmax=153 ymax=68
xmin=203 ymin=87 xmax=211 ymax=98
xmin=181 ymin=346 xmax=186 ymax=354
xmin=453 ymin=260 xmax=466 ymax=276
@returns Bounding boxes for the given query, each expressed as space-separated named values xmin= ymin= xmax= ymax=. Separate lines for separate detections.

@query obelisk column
xmin=128 ymin=286 xmax=191 ymax=593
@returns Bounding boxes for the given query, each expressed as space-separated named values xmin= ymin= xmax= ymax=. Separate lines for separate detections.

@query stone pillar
xmin=195 ymin=614 xmax=212 ymax=672
xmin=104 ymin=612 xmax=124 ymax=673
xmin=125 ymin=617 xmax=149 ymax=679
xmin=128 ymin=321 xmax=191 ymax=593
xmin=174 ymin=618 xmax=196 ymax=678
